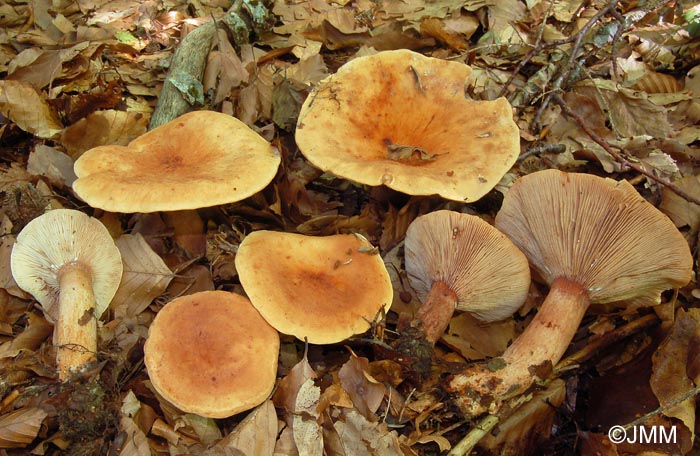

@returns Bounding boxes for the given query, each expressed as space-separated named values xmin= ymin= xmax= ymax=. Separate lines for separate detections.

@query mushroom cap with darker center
xmin=73 ymin=111 xmax=281 ymax=213
xmin=295 ymin=49 xmax=520 ymax=203
xmin=235 ymin=231 xmax=393 ymax=344
xmin=144 ymin=290 xmax=280 ymax=418
xmin=10 ymin=209 xmax=123 ymax=322
xmin=405 ymin=210 xmax=530 ymax=322
xmin=495 ymin=169 xmax=693 ymax=306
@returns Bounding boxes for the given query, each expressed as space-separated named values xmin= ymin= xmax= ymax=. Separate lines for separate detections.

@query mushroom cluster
xmin=448 ymin=170 xmax=693 ymax=416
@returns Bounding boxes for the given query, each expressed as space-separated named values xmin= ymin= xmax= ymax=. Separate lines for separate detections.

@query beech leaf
xmin=0 ymin=407 xmax=48 ymax=449
xmin=112 ymin=234 xmax=174 ymax=318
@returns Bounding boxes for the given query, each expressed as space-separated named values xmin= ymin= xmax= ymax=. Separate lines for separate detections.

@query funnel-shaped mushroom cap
xmin=10 ymin=209 xmax=123 ymax=322
xmin=144 ymin=291 xmax=280 ymax=418
xmin=295 ymin=49 xmax=520 ymax=203
xmin=73 ymin=111 xmax=281 ymax=213
xmin=405 ymin=210 xmax=530 ymax=322
xmin=495 ymin=170 xmax=693 ymax=306
xmin=235 ymin=231 xmax=393 ymax=344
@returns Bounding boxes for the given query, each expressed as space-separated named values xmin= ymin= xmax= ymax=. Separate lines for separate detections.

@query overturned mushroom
xmin=405 ymin=210 xmax=530 ymax=344
xmin=11 ymin=209 xmax=123 ymax=380
xmin=235 ymin=231 xmax=393 ymax=344
xmin=448 ymin=170 xmax=693 ymax=416
xmin=295 ymin=49 xmax=519 ymax=203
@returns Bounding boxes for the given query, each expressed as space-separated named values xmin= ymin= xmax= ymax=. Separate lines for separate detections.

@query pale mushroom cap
xmin=73 ymin=111 xmax=281 ymax=213
xmin=495 ymin=170 xmax=693 ymax=306
xmin=405 ymin=210 xmax=530 ymax=322
xmin=295 ymin=49 xmax=520 ymax=202
xmin=10 ymin=209 xmax=123 ymax=322
xmin=144 ymin=291 xmax=279 ymax=418
xmin=235 ymin=231 xmax=393 ymax=344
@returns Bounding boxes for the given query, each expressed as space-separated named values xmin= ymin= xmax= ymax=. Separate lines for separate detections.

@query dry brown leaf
xmin=0 ymin=407 xmax=48 ymax=449
xmin=59 ymin=109 xmax=149 ymax=159
xmin=217 ymin=400 xmax=278 ymax=456
xmin=6 ymin=42 xmax=93 ymax=89
xmin=0 ymin=80 xmax=63 ymax=139
xmin=118 ymin=414 xmax=151 ymax=456
xmin=332 ymin=409 xmax=403 ymax=456
xmin=27 ymin=145 xmax=77 ymax=187
xmin=112 ymin=234 xmax=174 ymax=319
xmin=442 ymin=312 xmax=515 ymax=360
xmin=273 ymin=351 xmax=317 ymax=419
xmin=338 ymin=352 xmax=386 ymax=420
xmin=480 ymin=379 xmax=566 ymax=453
xmin=660 ymin=175 xmax=700 ymax=231
xmin=0 ymin=312 xmax=52 ymax=359
xmin=650 ymin=308 xmax=699 ymax=454
xmin=293 ymin=378 xmax=323 ymax=456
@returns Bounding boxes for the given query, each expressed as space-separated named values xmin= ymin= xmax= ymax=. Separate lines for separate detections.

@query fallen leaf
xmin=112 ymin=234 xmax=174 ymax=318
xmin=0 ymin=312 xmax=52 ymax=359
xmin=0 ymin=407 xmax=48 ymax=449
xmin=217 ymin=400 xmax=278 ymax=456
xmin=0 ymin=80 xmax=63 ymax=139
xmin=338 ymin=352 xmax=386 ymax=419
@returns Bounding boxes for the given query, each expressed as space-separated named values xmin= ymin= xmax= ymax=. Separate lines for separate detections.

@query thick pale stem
xmin=56 ymin=264 xmax=97 ymax=381
xmin=449 ymin=278 xmax=590 ymax=416
xmin=416 ymin=280 xmax=459 ymax=345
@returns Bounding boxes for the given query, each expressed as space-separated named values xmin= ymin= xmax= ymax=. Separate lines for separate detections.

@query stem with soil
xmin=449 ymin=277 xmax=590 ymax=416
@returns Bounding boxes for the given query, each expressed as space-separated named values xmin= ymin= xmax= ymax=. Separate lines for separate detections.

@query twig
xmin=447 ymin=414 xmax=499 ymax=456
xmin=551 ymin=93 xmax=700 ymax=206
xmin=623 ymin=385 xmax=700 ymax=430
xmin=533 ymin=1 xmax=621 ymax=126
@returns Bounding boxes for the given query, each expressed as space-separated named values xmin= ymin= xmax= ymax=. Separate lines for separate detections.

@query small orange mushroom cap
xmin=144 ymin=291 xmax=279 ymax=418
xmin=73 ymin=111 xmax=280 ymax=213
xmin=235 ymin=231 xmax=393 ymax=344
xmin=295 ymin=49 xmax=520 ymax=202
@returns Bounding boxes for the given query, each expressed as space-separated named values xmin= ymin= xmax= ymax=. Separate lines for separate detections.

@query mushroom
xmin=144 ymin=290 xmax=279 ymax=418
xmin=404 ymin=210 xmax=530 ymax=345
xmin=72 ymin=111 xmax=281 ymax=213
xmin=10 ymin=209 xmax=123 ymax=380
xmin=235 ymin=231 xmax=393 ymax=344
xmin=295 ymin=49 xmax=520 ymax=203
xmin=448 ymin=170 xmax=693 ymax=416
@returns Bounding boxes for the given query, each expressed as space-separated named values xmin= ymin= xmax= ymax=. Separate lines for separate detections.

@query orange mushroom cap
xmin=144 ymin=291 xmax=279 ymax=418
xmin=235 ymin=231 xmax=393 ymax=344
xmin=73 ymin=111 xmax=280 ymax=213
xmin=295 ymin=49 xmax=520 ymax=202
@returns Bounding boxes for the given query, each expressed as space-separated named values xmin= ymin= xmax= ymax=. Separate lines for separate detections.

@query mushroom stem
xmin=56 ymin=264 xmax=97 ymax=380
xmin=448 ymin=277 xmax=590 ymax=416
xmin=416 ymin=280 xmax=459 ymax=345
xmin=415 ymin=280 xmax=458 ymax=344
